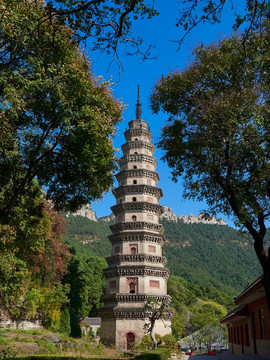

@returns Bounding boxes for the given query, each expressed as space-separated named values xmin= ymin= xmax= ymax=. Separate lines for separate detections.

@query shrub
xmin=134 ymin=347 xmax=171 ymax=360
xmin=59 ymin=308 xmax=71 ymax=336
xmin=162 ymin=334 xmax=177 ymax=348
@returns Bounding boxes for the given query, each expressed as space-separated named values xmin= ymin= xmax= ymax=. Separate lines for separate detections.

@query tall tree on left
xmin=0 ymin=0 xmax=122 ymax=326
xmin=0 ymin=0 xmax=123 ymax=217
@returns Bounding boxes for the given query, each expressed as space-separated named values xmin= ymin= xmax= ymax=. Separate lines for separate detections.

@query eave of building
xmin=110 ymin=221 xmax=164 ymax=234
xmin=108 ymin=231 xmax=165 ymax=244
xmin=106 ymin=254 xmax=167 ymax=266
xmin=220 ymin=305 xmax=249 ymax=324
xmin=128 ymin=119 xmax=149 ymax=129
xmin=121 ymin=141 xmax=155 ymax=154
xmin=103 ymin=264 xmax=170 ymax=279
xmin=111 ymin=202 xmax=164 ymax=216
xmin=116 ymin=169 xmax=160 ymax=182
xmin=234 ymin=275 xmax=264 ymax=306
xmin=119 ymin=154 xmax=157 ymax=167
xmin=102 ymin=293 xmax=171 ymax=305
xmin=124 ymin=128 xmax=152 ymax=142
xmin=112 ymin=184 xmax=163 ymax=200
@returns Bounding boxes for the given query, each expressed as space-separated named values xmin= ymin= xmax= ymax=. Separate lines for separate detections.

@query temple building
xmin=221 ymin=276 xmax=270 ymax=358
xmin=100 ymin=88 xmax=171 ymax=349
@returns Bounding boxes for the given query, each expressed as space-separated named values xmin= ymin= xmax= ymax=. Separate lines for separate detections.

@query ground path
xmin=170 ymin=352 xmax=267 ymax=360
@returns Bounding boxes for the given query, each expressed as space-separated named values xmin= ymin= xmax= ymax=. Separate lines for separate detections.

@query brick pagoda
xmin=100 ymin=88 xmax=171 ymax=349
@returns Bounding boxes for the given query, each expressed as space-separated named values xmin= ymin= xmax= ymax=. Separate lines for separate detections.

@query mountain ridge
xmin=65 ymin=204 xmax=228 ymax=226
xmin=63 ymin=215 xmax=261 ymax=297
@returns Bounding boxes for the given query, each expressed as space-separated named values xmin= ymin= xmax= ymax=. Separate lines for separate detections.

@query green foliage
xmin=0 ymin=0 xmax=123 ymax=216
xmin=162 ymin=334 xmax=177 ymax=348
xmin=50 ymin=0 xmax=158 ymax=56
xmin=163 ymin=221 xmax=261 ymax=296
xmin=63 ymin=216 xmax=112 ymax=257
xmin=15 ymin=358 xmax=120 ymax=360
xmin=168 ymin=275 xmax=229 ymax=337
xmin=190 ymin=324 xmax=227 ymax=350
xmin=59 ymin=308 xmax=71 ymax=336
xmin=0 ymin=182 xmax=71 ymax=324
xmin=35 ymin=340 xmax=58 ymax=354
xmin=0 ymin=350 xmax=12 ymax=360
xmin=134 ymin=347 xmax=171 ymax=360
xmin=177 ymin=0 xmax=270 ymax=46
xmin=151 ymin=30 xmax=270 ymax=284
xmin=144 ymin=297 xmax=173 ymax=349
xmin=69 ymin=313 xmax=82 ymax=338
xmin=138 ymin=335 xmax=154 ymax=350
xmin=191 ymin=300 xmax=227 ymax=329
xmin=63 ymin=252 xmax=106 ymax=336
xmin=65 ymin=216 xmax=261 ymax=297
xmin=171 ymin=314 xmax=185 ymax=339
xmin=87 ymin=326 xmax=94 ymax=339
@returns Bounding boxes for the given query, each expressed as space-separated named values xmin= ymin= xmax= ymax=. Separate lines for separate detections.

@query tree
xmin=48 ymin=0 xmax=158 ymax=60
xmin=176 ymin=0 xmax=270 ymax=47
xmin=191 ymin=301 xmax=227 ymax=330
xmin=60 ymin=308 xmax=71 ymax=336
xmin=193 ymin=324 xmax=227 ymax=352
xmin=63 ymin=253 xmax=106 ymax=336
xmin=0 ymin=181 xmax=71 ymax=326
xmin=151 ymin=29 xmax=270 ymax=309
xmin=0 ymin=1 xmax=158 ymax=72
xmin=0 ymin=0 xmax=123 ymax=217
xmin=144 ymin=297 xmax=173 ymax=349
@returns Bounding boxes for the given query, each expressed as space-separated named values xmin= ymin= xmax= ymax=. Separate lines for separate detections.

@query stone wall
xmin=0 ymin=311 xmax=42 ymax=330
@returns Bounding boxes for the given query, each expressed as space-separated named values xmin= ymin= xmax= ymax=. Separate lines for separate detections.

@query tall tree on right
xmin=150 ymin=25 xmax=270 ymax=310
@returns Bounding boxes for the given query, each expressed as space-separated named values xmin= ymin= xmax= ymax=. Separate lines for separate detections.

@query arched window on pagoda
xmin=131 ymin=246 xmax=137 ymax=254
xmin=133 ymin=165 xmax=137 ymax=169
xmin=131 ymin=215 xmax=137 ymax=221
xmin=132 ymin=197 xmax=137 ymax=202
xmin=133 ymin=180 xmax=137 ymax=184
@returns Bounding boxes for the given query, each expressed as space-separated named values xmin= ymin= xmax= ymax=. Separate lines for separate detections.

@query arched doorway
xmin=129 ymin=282 xmax=136 ymax=293
xmin=126 ymin=332 xmax=135 ymax=349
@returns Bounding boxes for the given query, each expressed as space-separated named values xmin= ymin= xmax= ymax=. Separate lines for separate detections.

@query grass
xmin=0 ymin=329 xmax=42 ymax=335
xmin=0 ymin=329 xmax=175 ymax=360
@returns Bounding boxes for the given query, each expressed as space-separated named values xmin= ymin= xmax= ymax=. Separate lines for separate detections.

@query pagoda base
xmin=100 ymin=307 xmax=171 ymax=349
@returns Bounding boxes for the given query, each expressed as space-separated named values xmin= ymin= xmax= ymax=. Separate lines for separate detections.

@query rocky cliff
xmin=178 ymin=213 xmax=227 ymax=225
xmin=64 ymin=204 xmax=98 ymax=222
xmin=65 ymin=204 xmax=227 ymax=226
xmin=160 ymin=206 xmax=227 ymax=225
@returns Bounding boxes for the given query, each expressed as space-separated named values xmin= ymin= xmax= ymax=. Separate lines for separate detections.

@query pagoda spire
xmin=135 ymin=85 xmax=142 ymax=119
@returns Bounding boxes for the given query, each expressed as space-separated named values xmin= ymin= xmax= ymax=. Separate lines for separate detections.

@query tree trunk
xmin=253 ymin=233 xmax=270 ymax=313
xmin=262 ymin=266 xmax=270 ymax=313
xmin=150 ymin=329 xmax=157 ymax=349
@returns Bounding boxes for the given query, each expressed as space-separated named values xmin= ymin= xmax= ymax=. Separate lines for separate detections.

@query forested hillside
xmin=162 ymin=220 xmax=261 ymax=295
xmin=63 ymin=216 xmax=262 ymax=297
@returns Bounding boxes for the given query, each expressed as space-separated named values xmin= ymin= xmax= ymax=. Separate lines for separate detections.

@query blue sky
xmin=89 ymin=1 xmax=245 ymax=226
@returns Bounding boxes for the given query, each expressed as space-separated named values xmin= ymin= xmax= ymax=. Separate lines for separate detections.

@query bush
xmin=162 ymin=334 xmax=177 ymax=348
xmin=59 ymin=308 xmax=71 ymax=336
xmin=87 ymin=326 xmax=94 ymax=338
xmin=134 ymin=347 xmax=171 ymax=360
xmin=137 ymin=333 xmax=163 ymax=350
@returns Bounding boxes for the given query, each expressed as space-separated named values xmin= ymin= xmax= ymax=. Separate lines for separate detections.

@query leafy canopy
xmin=176 ymin=1 xmax=270 ymax=47
xmin=0 ymin=181 xmax=71 ymax=326
xmin=0 ymin=0 xmax=123 ymax=216
xmin=151 ymin=28 xmax=270 ymax=275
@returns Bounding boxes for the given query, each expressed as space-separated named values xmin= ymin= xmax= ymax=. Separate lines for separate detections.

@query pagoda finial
xmin=135 ymin=85 xmax=142 ymax=119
